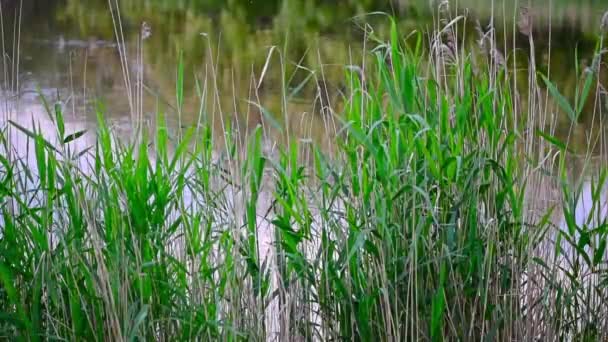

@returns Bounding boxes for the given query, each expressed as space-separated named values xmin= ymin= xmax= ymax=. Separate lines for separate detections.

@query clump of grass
xmin=295 ymin=20 xmax=530 ymax=340
xmin=1 ymin=9 xmax=608 ymax=342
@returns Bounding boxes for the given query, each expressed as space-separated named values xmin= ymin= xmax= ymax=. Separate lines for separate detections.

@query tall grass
xmin=1 ymin=6 xmax=608 ymax=342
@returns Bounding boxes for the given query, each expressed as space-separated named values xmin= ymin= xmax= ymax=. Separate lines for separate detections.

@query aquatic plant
xmin=1 ymin=5 xmax=608 ymax=342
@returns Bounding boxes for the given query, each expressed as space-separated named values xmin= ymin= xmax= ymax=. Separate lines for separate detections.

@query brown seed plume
xmin=518 ymin=6 xmax=533 ymax=36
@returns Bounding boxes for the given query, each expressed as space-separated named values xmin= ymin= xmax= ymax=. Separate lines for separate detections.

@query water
xmin=3 ymin=0 xmax=608 ymax=218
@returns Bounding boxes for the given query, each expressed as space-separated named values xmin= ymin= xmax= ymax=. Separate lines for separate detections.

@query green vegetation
xmin=2 ymin=6 xmax=608 ymax=342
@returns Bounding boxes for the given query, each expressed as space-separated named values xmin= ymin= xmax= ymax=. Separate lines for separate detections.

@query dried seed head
xmin=444 ymin=29 xmax=456 ymax=45
xmin=475 ymin=20 xmax=488 ymax=51
xmin=518 ymin=7 xmax=532 ymax=36
xmin=601 ymin=11 xmax=608 ymax=34
xmin=440 ymin=43 xmax=456 ymax=63
xmin=491 ymin=48 xmax=506 ymax=67
xmin=438 ymin=0 xmax=450 ymax=15
xmin=141 ymin=22 xmax=152 ymax=40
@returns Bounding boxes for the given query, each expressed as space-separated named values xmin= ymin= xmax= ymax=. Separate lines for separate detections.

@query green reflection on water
xmin=12 ymin=0 xmax=608 ymax=153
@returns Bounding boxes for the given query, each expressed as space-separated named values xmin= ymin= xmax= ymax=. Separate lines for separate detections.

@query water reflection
xmin=5 ymin=1 xmax=603 ymax=134
xmin=4 ymin=93 xmax=96 ymax=170
xmin=1 ymin=1 xmax=607 ymax=163
xmin=556 ymin=168 xmax=608 ymax=290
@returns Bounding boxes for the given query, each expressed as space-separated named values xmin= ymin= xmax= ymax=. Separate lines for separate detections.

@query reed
xmin=1 ymin=5 xmax=608 ymax=342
